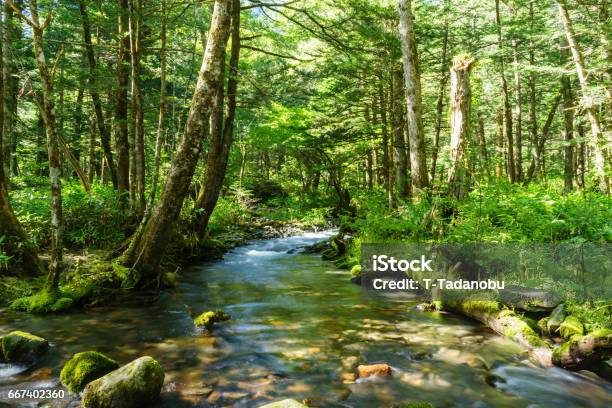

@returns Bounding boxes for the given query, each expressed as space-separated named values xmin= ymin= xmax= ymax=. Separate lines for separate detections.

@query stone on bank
xmin=258 ymin=399 xmax=309 ymax=408
xmin=82 ymin=356 xmax=164 ymax=408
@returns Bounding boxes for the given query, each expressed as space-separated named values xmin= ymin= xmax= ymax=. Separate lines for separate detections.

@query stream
xmin=1 ymin=230 xmax=611 ymax=407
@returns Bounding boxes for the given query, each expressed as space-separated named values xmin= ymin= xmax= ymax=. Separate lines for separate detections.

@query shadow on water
xmin=1 ymin=230 xmax=611 ymax=407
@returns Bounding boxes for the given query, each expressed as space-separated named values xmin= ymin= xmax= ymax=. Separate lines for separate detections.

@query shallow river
xmin=1 ymin=231 xmax=611 ymax=407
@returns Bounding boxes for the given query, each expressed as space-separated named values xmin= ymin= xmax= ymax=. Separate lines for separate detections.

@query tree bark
xmin=557 ymin=0 xmax=609 ymax=194
xmin=398 ymin=0 xmax=428 ymax=194
xmin=364 ymin=104 xmax=373 ymax=190
xmin=115 ymin=0 xmax=130 ymax=196
xmin=512 ymin=38 xmax=523 ymax=182
xmin=122 ymin=0 xmax=232 ymax=280
xmin=495 ymin=108 xmax=505 ymax=178
xmin=527 ymin=2 xmax=538 ymax=184
xmin=495 ymin=0 xmax=515 ymax=183
xmin=430 ymin=0 xmax=450 ymax=184
xmin=378 ymin=75 xmax=392 ymax=209
xmin=447 ymin=55 xmax=475 ymax=200
xmin=129 ymin=0 xmax=145 ymax=212
xmin=78 ymin=0 xmax=116 ymax=188
xmin=194 ymin=0 xmax=241 ymax=237
xmin=477 ymin=111 xmax=489 ymax=178
xmin=560 ymin=67 xmax=574 ymax=194
xmin=392 ymin=68 xmax=409 ymax=199
xmin=526 ymin=94 xmax=561 ymax=181
xmin=3 ymin=0 xmax=21 ymax=177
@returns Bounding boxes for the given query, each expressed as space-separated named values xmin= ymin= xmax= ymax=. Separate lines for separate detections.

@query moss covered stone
xmin=0 ymin=331 xmax=49 ymax=363
xmin=60 ymin=351 xmax=119 ymax=394
xmin=350 ymin=265 xmax=362 ymax=277
xmin=194 ymin=310 xmax=231 ymax=331
xmin=82 ymin=356 xmax=164 ymax=408
xmin=547 ymin=303 xmax=565 ymax=334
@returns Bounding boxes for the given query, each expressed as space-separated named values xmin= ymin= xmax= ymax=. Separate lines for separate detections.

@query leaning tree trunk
xmin=447 ymin=55 xmax=475 ymax=200
xmin=3 ymin=0 xmax=21 ymax=177
xmin=0 ymin=4 xmax=44 ymax=277
xmin=194 ymin=0 xmax=241 ymax=237
xmin=398 ymin=0 xmax=429 ymax=195
xmin=122 ymin=0 xmax=232 ymax=281
xmin=557 ymin=0 xmax=610 ymax=194
xmin=526 ymin=94 xmax=561 ymax=181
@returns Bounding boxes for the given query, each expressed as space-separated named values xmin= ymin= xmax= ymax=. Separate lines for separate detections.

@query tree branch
xmin=241 ymin=45 xmax=312 ymax=62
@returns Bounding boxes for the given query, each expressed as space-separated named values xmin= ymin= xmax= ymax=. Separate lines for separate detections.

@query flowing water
xmin=1 ymin=231 xmax=611 ymax=407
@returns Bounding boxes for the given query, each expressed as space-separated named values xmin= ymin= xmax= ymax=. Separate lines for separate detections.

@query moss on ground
xmin=194 ymin=310 xmax=231 ymax=331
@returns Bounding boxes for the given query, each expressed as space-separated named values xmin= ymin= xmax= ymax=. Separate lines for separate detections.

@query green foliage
xmin=193 ymin=309 xmax=231 ymax=331
xmin=11 ymin=183 xmax=128 ymax=249
xmin=558 ymin=315 xmax=585 ymax=338
xmin=10 ymin=289 xmax=74 ymax=314
xmin=565 ymin=301 xmax=611 ymax=331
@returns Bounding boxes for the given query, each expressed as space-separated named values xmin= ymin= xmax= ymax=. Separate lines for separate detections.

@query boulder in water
xmin=60 ymin=351 xmax=119 ymax=394
xmin=500 ymin=285 xmax=561 ymax=311
xmin=258 ymin=399 xmax=309 ymax=408
xmin=357 ymin=363 xmax=392 ymax=378
xmin=0 ymin=331 xmax=49 ymax=364
xmin=82 ymin=356 xmax=164 ymax=408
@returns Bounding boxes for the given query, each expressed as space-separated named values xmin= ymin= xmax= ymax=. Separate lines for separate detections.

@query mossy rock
xmin=547 ymin=303 xmax=565 ymax=334
xmin=558 ymin=315 xmax=584 ymax=339
xmin=60 ymin=351 xmax=119 ymax=394
xmin=82 ymin=356 xmax=164 ymax=408
xmin=500 ymin=285 xmax=561 ymax=311
xmin=403 ymin=403 xmax=434 ymax=408
xmin=10 ymin=289 xmax=73 ymax=314
xmin=350 ymin=265 xmax=362 ymax=277
xmin=538 ymin=317 xmax=550 ymax=336
xmin=258 ymin=399 xmax=309 ymax=408
xmin=193 ymin=309 xmax=231 ymax=331
xmin=0 ymin=331 xmax=49 ymax=363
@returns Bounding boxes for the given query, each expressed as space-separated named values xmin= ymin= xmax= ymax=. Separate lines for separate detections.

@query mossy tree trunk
xmin=121 ymin=0 xmax=232 ymax=281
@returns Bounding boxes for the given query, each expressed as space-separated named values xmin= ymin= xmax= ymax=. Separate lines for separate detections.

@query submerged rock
xmin=500 ymin=285 xmax=561 ymax=311
xmin=357 ymin=363 xmax=392 ymax=378
xmin=0 ymin=331 xmax=49 ymax=364
xmin=60 ymin=351 xmax=119 ymax=394
xmin=258 ymin=399 xmax=309 ymax=408
xmin=193 ymin=309 xmax=231 ymax=331
xmin=82 ymin=356 xmax=164 ymax=408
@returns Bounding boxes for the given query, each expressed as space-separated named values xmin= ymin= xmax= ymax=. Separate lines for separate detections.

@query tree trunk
xmin=398 ymin=0 xmax=428 ymax=194
xmin=194 ymin=0 xmax=241 ymax=237
xmin=378 ymin=76 xmax=392 ymax=209
xmin=477 ymin=111 xmax=490 ymax=178
xmin=447 ymin=55 xmax=475 ymax=200
xmin=430 ymin=0 xmax=450 ymax=183
xmin=560 ymin=69 xmax=574 ymax=194
xmin=78 ymin=0 xmax=116 ymax=189
xmin=115 ymin=0 xmax=130 ymax=196
xmin=527 ymin=2 xmax=538 ymax=184
xmin=576 ymin=122 xmax=586 ymax=190
xmin=121 ymin=0 xmax=232 ymax=281
xmin=364 ymin=103 xmax=373 ymax=190
xmin=495 ymin=108 xmax=505 ymax=178
xmin=11 ymin=0 xmax=64 ymax=288
xmin=512 ymin=38 xmax=523 ymax=182
xmin=526 ymin=94 xmax=562 ymax=181
xmin=0 ymin=4 xmax=44 ymax=277
xmin=129 ymin=0 xmax=145 ymax=212
xmin=88 ymin=113 xmax=97 ymax=183
xmin=3 ymin=0 xmax=21 ymax=177
xmin=495 ymin=0 xmax=515 ymax=183
xmin=557 ymin=0 xmax=609 ymax=194
xmin=392 ymin=68 xmax=409 ymax=199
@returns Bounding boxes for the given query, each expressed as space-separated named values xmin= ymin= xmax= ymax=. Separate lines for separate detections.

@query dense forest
xmin=0 ymin=0 xmax=611 ymax=407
